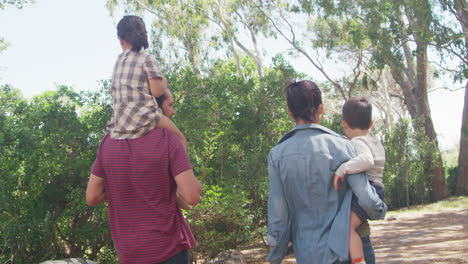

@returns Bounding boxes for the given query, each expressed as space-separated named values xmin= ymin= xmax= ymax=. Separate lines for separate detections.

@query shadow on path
xmin=371 ymin=208 xmax=468 ymax=264
xmin=239 ymin=208 xmax=468 ymax=263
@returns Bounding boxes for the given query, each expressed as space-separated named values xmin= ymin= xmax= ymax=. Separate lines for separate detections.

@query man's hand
xmin=86 ymin=174 xmax=107 ymax=206
xmin=176 ymin=189 xmax=193 ymax=210
xmin=333 ymin=174 xmax=345 ymax=190
xmin=174 ymin=169 xmax=202 ymax=207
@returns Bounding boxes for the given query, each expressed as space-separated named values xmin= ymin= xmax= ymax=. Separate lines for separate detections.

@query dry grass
xmin=385 ymin=196 xmax=468 ymax=218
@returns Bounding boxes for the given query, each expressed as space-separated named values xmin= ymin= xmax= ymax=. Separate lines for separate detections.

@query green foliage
xmin=308 ymin=0 xmax=466 ymax=81
xmin=0 ymin=56 xmax=301 ymax=262
xmin=320 ymin=113 xmax=344 ymax=135
xmin=381 ymin=119 xmax=436 ymax=209
xmin=387 ymin=196 xmax=468 ymax=216
xmin=0 ymin=38 xmax=8 ymax=53
xmin=0 ymin=0 xmax=34 ymax=9
xmin=0 ymin=84 xmax=115 ymax=264
xmin=446 ymin=166 xmax=458 ymax=196
xmin=184 ymin=185 xmax=254 ymax=258
xmin=1 ymin=0 xmax=464 ymax=260
xmin=309 ymin=16 xmax=369 ymax=50
xmin=164 ymin=56 xmax=299 ymax=257
xmin=0 ymin=23 xmax=460 ymax=261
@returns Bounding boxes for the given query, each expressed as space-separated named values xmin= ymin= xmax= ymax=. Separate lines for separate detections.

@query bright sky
xmin=0 ymin=0 xmax=464 ymax=151
xmin=0 ymin=0 xmax=120 ymax=95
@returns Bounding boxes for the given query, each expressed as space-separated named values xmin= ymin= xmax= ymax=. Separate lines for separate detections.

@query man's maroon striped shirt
xmin=91 ymin=128 xmax=195 ymax=264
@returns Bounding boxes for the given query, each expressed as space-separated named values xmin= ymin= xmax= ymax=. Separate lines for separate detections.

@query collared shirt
xmin=107 ymin=49 xmax=163 ymax=139
xmin=266 ymin=124 xmax=387 ymax=264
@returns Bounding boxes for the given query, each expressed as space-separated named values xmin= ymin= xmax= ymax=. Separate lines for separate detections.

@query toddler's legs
xmin=349 ymin=211 xmax=365 ymax=264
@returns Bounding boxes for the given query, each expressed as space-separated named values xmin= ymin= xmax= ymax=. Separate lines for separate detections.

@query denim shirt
xmin=266 ymin=124 xmax=387 ymax=264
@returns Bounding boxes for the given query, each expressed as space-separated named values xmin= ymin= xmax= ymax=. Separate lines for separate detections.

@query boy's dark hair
xmin=285 ymin=80 xmax=322 ymax=123
xmin=117 ymin=15 xmax=149 ymax=52
xmin=342 ymin=96 xmax=372 ymax=129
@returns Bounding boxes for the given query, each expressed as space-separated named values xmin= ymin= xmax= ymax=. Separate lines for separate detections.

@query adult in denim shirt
xmin=266 ymin=80 xmax=387 ymax=264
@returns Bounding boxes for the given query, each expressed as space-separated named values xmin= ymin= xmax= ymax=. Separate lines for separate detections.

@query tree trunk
xmin=456 ymin=81 xmax=468 ymax=195
xmin=412 ymin=79 xmax=448 ymax=201
xmin=187 ymin=43 xmax=201 ymax=76
xmin=388 ymin=41 xmax=448 ymax=201
xmin=454 ymin=0 xmax=468 ymax=195
xmin=415 ymin=42 xmax=448 ymax=201
xmin=453 ymin=0 xmax=467 ymax=32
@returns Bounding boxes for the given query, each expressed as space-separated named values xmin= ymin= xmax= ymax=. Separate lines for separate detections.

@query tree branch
xmin=258 ymin=1 xmax=346 ymax=98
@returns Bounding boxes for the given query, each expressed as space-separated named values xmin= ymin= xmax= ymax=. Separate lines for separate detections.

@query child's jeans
xmin=156 ymin=250 xmax=189 ymax=264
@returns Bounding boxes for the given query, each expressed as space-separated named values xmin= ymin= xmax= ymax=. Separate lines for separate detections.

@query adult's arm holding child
xmin=334 ymin=139 xmax=374 ymax=190
xmin=347 ymin=171 xmax=387 ymax=220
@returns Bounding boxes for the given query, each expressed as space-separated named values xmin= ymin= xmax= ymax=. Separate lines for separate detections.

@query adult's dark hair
xmin=117 ymin=15 xmax=149 ymax=52
xmin=155 ymin=92 xmax=167 ymax=107
xmin=342 ymin=96 xmax=372 ymax=129
xmin=285 ymin=80 xmax=322 ymax=123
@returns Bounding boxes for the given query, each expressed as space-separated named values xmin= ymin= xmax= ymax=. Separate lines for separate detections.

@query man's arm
xmin=174 ymin=169 xmax=202 ymax=206
xmin=86 ymin=174 xmax=106 ymax=206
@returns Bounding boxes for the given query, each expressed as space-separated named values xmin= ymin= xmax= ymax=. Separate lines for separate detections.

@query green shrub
xmin=382 ymin=119 xmax=435 ymax=209
xmin=446 ymin=166 xmax=458 ymax=196
xmin=184 ymin=184 xmax=255 ymax=258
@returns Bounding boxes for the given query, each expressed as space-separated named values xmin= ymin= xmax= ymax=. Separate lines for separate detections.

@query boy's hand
xmin=333 ymin=174 xmax=345 ymax=190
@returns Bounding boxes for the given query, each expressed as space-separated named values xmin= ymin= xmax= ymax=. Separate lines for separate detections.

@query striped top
xmin=91 ymin=128 xmax=195 ymax=264
xmin=107 ymin=49 xmax=163 ymax=140
xmin=335 ymin=135 xmax=385 ymax=188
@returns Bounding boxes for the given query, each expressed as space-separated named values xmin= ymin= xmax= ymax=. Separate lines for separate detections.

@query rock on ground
xmin=207 ymin=249 xmax=247 ymax=264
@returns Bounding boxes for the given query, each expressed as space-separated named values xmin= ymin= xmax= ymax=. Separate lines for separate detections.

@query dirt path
xmin=371 ymin=208 xmax=468 ymax=264
xmin=239 ymin=208 xmax=468 ymax=263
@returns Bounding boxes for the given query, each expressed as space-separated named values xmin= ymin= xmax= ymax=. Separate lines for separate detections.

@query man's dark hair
xmin=117 ymin=15 xmax=149 ymax=52
xmin=342 ymin=96 xmax=372 ymax=129
xmin=155 ymin=93 xmax=167 ymax=107
xmin=285 ymin=80 xmax=322 ymax=123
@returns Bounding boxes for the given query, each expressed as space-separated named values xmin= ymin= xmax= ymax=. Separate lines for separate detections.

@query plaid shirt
xmin=107 ymin=49 xmax=163 ymax=139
